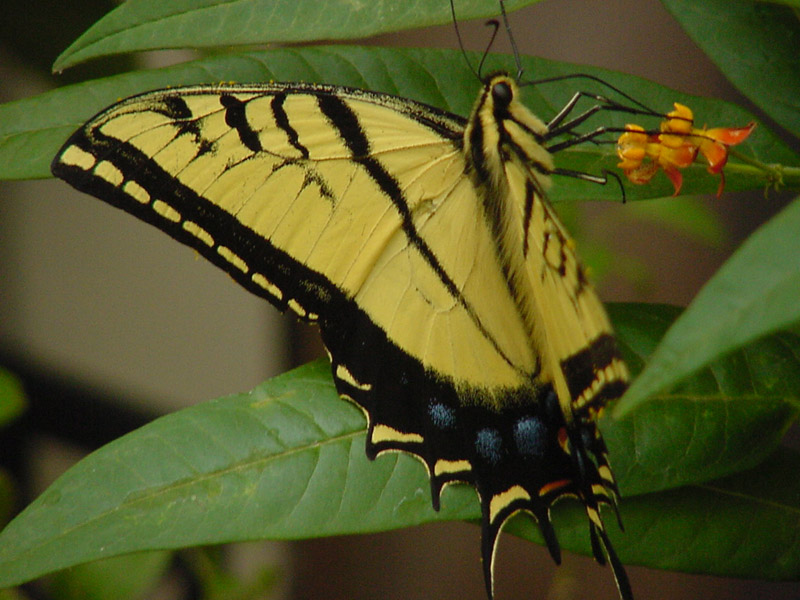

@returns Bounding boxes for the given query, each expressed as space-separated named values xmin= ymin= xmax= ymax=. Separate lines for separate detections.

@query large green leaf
xmin=0 ymin=360 xmax=477 ymax=588
xmin=3 ymin=46 xmax=796 ymax=199
xmin=616 ymin=198 xmax=800 ymax=416
xmin=0 ymin=304 xmax=797 ymax=587
xmin=661 ymin=0 xmax=800 ymax=139
xmin=607 ymin=306 xmax=799 ymax=496
xmin=511 ymin=446 xmax=800 ymax=580
xmin=52 ymin=0 xmax=537 ymax=71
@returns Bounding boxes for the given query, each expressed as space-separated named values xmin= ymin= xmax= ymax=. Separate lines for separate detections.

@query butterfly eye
xmin=491 ymin=81 xmax=513 ymax=107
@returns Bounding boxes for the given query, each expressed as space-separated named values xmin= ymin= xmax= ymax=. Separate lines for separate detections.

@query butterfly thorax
xmin=463 ymin=74 xmax=554 ymax=185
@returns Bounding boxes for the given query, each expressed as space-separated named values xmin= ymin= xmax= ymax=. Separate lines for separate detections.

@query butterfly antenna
xmin=450 ymin=0 xmax=480 ymax=81
xmin=530 ymin=72 xmax=659 ymax=115
xmin=499 ymin=0 xmax=524 ymax=80
xmin=477 ymin=19 xmax=501 ymax=80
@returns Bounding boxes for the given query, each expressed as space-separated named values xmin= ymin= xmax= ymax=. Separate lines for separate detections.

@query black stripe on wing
xmin=221 ymin=93 xmax=263 ymax=153
xmin=51 ymin=125 xmax=334 ymax=322
xmin=317 ymin=94 xmax=467 ymax=311
xmin=315 ymin=93 xmax=525 ymax=378
xmin=271 ymin=92 xmax=310 ymax=158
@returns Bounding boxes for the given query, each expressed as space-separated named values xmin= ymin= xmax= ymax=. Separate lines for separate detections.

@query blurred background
xmin=1 ymin=0 xmax=797 ymax=598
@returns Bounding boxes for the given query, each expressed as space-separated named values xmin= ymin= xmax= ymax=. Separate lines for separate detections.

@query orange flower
xmin=616 ymin=103 xmax=755 ymax=196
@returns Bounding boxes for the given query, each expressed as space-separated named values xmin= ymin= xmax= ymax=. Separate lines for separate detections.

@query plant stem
xmin=727 ymin=149 xmax=800 ymax=189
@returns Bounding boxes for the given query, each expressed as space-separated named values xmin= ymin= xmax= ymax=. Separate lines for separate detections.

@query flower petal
xmin=663 ymin=164 xmax=684 ymax=196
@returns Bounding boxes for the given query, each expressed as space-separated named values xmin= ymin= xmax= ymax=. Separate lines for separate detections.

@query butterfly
xmin=51 ymin=10 xmax=633 ymax=600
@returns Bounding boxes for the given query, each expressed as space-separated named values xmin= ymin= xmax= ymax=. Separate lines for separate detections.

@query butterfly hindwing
xmin=52 ymin=77 xmax=631 ymax=600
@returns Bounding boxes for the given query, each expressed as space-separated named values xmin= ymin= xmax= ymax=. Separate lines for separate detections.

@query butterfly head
xmin=465 ymin=73 xmax=553 ymax=191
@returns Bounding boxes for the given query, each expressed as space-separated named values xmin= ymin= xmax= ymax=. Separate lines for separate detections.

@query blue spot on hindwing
xmin=514 ymin=416 xmax=548 ymax=457
xmin=475 ymin=428 xmax=503 ymax=465
xmin=428 ymin=400 xmax=456 ymax=430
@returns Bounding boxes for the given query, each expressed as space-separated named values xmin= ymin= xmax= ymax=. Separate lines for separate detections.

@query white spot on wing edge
xmin=59 ymin=146 xmax=96 ymax=171
xmin=489 ymin=485 xmax=530 ymax=524
xmin=598 ymin=465 xmax=614 ymax=483
xmin=182 ymin=221 xmax=214 ymax=246
xmin=123 ymin=180 xmax=150 ymax=204
xmin=371 ymin=424 xmax=423 ymax=445
xmin=287 ymin=299 xmax=307 ymax=318
xmin=95 ymin=160 xmax=124 ymax=186
xmin=433 ymin=458 xmax=471 ymax=477
xmin=335 ymin=364 xmax=372 ymax=391
xmin=153 ymin=199 xmax=181 ymax=223
xmin=251 ymin=273 xmax=283 ymax=300
xmin=217 ymin=245 xmax=248 ymax=273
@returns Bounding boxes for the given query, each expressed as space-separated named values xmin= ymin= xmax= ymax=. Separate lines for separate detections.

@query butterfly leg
xmin=544 ymin=90 xmax=660 ymax=140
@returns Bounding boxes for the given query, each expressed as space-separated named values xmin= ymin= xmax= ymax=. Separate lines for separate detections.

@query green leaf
xmin=608 ymin=305 xmax=799 ymax=495
xmin=0 ymin=304 xmax=797 ymax=587
xmin=45 ymin=551 xmax=171 ymax=600
xmin=513 ymin=446 xmax=800 ymax=579
xmin=52 ymin=0 xmax=538 ymax=71
xmin=3 ymin=46 xmax=797 ymax=199
xmin=0 ymin=368 xmax=26 ymax=428
xmin=0 ymin=360 xmax=475 ymax=589
xmin=616 ymin=198 xmax=800 ymax=416
xmin=661 ymin=0 xmax=800 ymax=139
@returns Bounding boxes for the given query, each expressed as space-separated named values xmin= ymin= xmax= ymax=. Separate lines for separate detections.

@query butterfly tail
xmin=480 ymin=494 xmax=562 ymax=600
xmin=594 ymin=522 xmax=633 ymax=600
